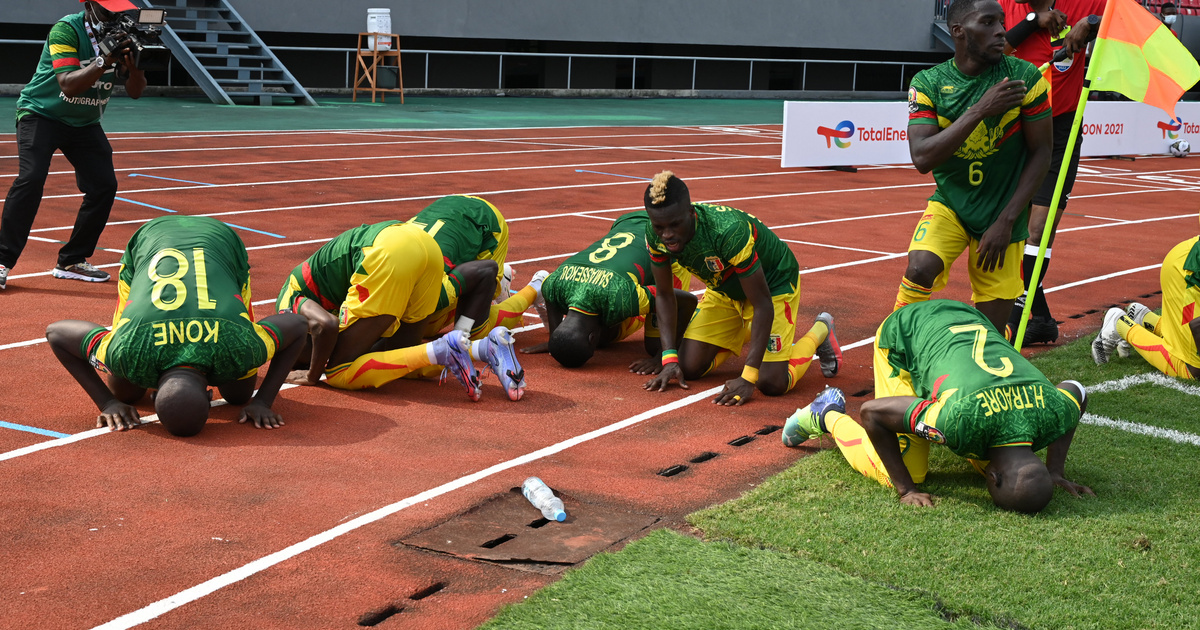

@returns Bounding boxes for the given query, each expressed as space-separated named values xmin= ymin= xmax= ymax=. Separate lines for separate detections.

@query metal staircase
xmin=138 ymin=0 xmax=315 ymax=105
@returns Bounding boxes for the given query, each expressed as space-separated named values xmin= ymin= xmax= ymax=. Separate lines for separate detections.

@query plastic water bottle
xmin=521 ymin=477 xmax=566 ymax=522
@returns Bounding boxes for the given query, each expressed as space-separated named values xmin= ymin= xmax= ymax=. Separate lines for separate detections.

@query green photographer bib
xmin=16 ymin=13 xmax=116 ymax=128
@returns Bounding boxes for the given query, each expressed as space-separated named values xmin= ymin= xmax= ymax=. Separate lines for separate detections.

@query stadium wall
xmin=8 ymin=0 xmax=942 ymax=52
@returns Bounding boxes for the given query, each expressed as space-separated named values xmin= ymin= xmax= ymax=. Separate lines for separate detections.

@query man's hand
xmin=519 ymin=342 xmax=549 ymax=355
xmin=975 ymin=219 xmax=1014 ymax=272
xmin=713 ymin=377 xmax=754 ymax=406
xmin=96 ymin=400 xmax=141 ymax=432
xmin=629 ymin=356 xmax=662 ymax=375
xmin=644 ymin=362 xmax=688 ymax=392
xmin=1037 ymin=9 xmax=1068 ymax=33
xmin=1051 ymin=475 xmax=1096 ymax=498
xmin=238 ymin=401 xmax=285 ymax=429
xmin=972 ymin=78 xmax=1027 ymax=119
xmin=899 ymin=491 xmax=935 ymax=507
xmin=285 ymin=369 xmax=320 ymax=386
xmin=1061 ymin=20 xmax=1093 ymax=56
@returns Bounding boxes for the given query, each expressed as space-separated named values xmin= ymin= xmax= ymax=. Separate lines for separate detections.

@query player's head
xmin=984 ymin=448 xmax=1053 ymax=514
xmin=948 ymin=0 xmax=1007 ymax=66
xmin=548 ymin=311 xmax=600 ymax=368
xmin=644 ymin=170 xmax=696 ymax=254
xmin=155 ymin=367 xmax=211 ymax=437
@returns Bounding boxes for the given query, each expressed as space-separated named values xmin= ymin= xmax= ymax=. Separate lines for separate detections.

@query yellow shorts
xmin=908 ymin=201 xmax=1024 ymax=303
xmin=1160 ymin=237 xmax=1200 ymax=369
xmin=683 ymin=273 xmax=801 ymax=363
xmin=339 ymin=223 xmax=443 ymax=336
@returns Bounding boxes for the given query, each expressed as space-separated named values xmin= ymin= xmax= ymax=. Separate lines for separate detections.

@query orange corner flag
xmin=1088 ymin=0 xmax=1200 ymax=121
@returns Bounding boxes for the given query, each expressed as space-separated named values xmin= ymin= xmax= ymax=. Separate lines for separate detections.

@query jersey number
xmin=948 ymin=323 xmax=1013 ymax=377
xmin=410 ymin=219 xmax=445 ymax=238
xmin=969 ymin=161 xmax=984 ymax=186
xmin=589 ymin=232 xmax=636 ymax=263
xmin=148 ymin=248 xmax=215 ymax=312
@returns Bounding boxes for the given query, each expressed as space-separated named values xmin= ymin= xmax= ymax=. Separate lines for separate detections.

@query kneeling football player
xmin=47 ymin=215 xmax=307 ymax=437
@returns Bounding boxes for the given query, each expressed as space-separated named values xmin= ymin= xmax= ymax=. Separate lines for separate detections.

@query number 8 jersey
xmin=85 ymin=216 xmax=281 ymax=390
xmin=907 ymin=56 xmax=1051 ymax=241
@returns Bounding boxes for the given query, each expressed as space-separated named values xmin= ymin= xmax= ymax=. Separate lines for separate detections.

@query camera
xmin=95 ymin=9 xmax=169 ymax=72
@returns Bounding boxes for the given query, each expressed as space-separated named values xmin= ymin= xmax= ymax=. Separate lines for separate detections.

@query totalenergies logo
xmin=817 ymin=120 xmax=855 ymax=148
xmin=1159 ymin=118 xmax=1183 ymax=139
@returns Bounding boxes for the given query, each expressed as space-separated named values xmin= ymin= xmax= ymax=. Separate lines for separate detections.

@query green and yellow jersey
xmin=876 ymin=300 xmax=1080 ymax=460
xmin=16 ymin=13 xmax=117 ymax=126
xmin=543 ymin=211 xmax=688 ymax=327
xmin=407 ymin=195 xmax=508 ymax=299
xmin=85 ymin=216 xmax=279 ymax=389
xmin=276 ymin=221 xmax=400 ymax=313
xmin=908 ymin=56 xmax=1051 ymax=241
xmin=645 ymin=203 xmax=798 ymax=301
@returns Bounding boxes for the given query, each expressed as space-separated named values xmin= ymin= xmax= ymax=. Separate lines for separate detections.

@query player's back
xmin=305 ymin=221 xmax=400 ymax=300
xmin=560 ymin=211 xmax=653 ymax=284
xmin=409 ymin=195 xmax=504 ymax=266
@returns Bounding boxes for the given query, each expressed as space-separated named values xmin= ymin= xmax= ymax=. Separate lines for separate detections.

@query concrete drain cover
xmin=398 ymin=488 xmax=659 ymax=574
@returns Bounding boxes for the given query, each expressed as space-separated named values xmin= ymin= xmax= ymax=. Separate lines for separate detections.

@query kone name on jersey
xmin=152 ymin=320 xmax=221 ymax=346
xmin=975 ymin=383 xmax=1047 ymax=418
xmin=561 ymin=265 xmax=615 ymax=288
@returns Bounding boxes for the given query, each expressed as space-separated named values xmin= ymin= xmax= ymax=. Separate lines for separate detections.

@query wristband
xmin=741 ymin=365 xmax=759 ymax=384
xmin=661 ymin=349 xmax=679 ymax=366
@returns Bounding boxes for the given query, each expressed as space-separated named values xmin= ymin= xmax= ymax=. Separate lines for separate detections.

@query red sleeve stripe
xmin=909 ymin=110 xmax=937 ymax=121
xmin=53 ymin=58 xmax=80 ymax=69
xmin=908 ymin=400 xmax=935 ymax=431
xmin=733 ymin=252 xmax=759 ymax=274
xmin=1023 ymin=100 xmax=1051 ymax=116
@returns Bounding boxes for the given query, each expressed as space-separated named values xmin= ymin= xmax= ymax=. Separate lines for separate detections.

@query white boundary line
xmin=1078 ymin=373 xmax=1200 ymax=446
xmin=84 ymin=332 xmax=875 ymax=629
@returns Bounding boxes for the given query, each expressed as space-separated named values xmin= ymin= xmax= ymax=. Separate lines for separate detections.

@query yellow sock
xmin=1119 ymin=317 xmax=1196 ymax=379
xmin=702 ymin=349 xmax=734 ymax=377
xmin=825 ymin=411 xmax=931 ymax=488
xmin=325 ymin=343 xmax=435 ymax=390
xmin=894 ymin=276 xmax=933 ymax=311
xmin=475 ymin=285 xmax=537 ymax=340
xmin=785 ymin=321 xmax=827 ymax=391
xmin=1142 ymin=310 xmax=1161 ymax=333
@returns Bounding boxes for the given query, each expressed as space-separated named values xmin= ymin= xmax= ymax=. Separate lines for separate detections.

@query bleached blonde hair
xmin=648 ymin=170 xmax=675 ymax=206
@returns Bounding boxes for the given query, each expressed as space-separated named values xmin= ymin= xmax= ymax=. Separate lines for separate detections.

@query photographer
xmin=0 ymin=0 xmax=147 ymax=290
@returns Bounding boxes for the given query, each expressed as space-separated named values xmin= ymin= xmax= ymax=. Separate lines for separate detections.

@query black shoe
xmin=1023 ymin=315 xmax=1060 ymax=344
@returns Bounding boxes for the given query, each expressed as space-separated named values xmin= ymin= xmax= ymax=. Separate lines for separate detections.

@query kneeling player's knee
xmin=903 ymin=266 xmax=937 ymax=289
xmin=680 ymin=361 xmax=708 ymax=381
xmin=757 ymin=375 xmax=789 ymax=397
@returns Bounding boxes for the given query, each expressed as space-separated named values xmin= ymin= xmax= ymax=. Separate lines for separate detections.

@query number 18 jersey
xmin=908 ymin=56 xmax=1051 ymax=240
xmin=87 ymin=216 xmax=280 ymax=389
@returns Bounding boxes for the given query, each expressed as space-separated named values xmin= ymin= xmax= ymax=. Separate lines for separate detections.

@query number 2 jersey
xmin=877 ymin=301 xmax=1080 ymax=460
xmin=86 ymin=216 xmax=281 ymax=389
xmin=908 ymin=56 xmax=1051 ymax=241
xmin=542 ymin=211 xmax=687 ymax=328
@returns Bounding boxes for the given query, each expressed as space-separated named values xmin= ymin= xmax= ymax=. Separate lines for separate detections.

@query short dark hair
xmin=1163 ymin=2 xmax=1176 ymax=10
xmin=947 ymin=0 xmax=988 ymax=27
xmin=155 ymin=368 xmax=210 ymax=437
xmin=549 ymin=325 xmax=594 ymax=368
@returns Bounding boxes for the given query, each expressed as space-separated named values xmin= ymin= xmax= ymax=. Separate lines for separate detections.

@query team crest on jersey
xmin=940 ymin=85 xmax=955 ymax=93
xmin=767 ymin=334 xmax=784 ymax=354
xmin=339 ymin=304 xmax=350 ymax=326
xmin=705 ymin=256 xmax=725 ymax=273
xmin=907 ymin=87 xmax=919 ymax=113
xmin=913 ymin=420 xmax=946 ymax=444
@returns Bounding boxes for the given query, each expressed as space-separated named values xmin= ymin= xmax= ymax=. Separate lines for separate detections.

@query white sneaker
xmin=1125 ymin=302 xmax=1153 ymax=329
xmin=530 ymin=269 xmax=550 ymax=326
xmin=0 ymin=264 xmax=8 ymax=290
xmin=1091 ymin=307 xmax=1124 ymax=365
xmin=52 ymin=261 xmax=110 ymax=282
xmin=495 ymin=263 xmax=515 ymax=304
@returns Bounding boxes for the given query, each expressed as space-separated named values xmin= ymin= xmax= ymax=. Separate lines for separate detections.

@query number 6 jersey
xmin=84 ymin=216 xmax=281 ymax=389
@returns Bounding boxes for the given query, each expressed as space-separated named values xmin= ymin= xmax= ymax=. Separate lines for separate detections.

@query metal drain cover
xmin=398 ymin=488 xmax=659 ymax=574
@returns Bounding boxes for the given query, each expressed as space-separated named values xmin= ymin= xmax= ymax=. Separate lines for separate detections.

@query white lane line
xmin=1075 ymin=373 xmax=1200 ymax=446
xmin=1082 ymin=414 xmax=1200 ymax=446
xmin=88 ymin=332 xmax=878 ymax=630
xmin=781 ymin=239 xmax=895 ymax=256
xmin=1045 ymin=264 xmax=1160 ymax=293
xmin=1056 ymin=212 xmax=1195 ymax=234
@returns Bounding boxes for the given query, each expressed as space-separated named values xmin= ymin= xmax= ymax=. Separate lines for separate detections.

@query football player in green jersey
xmin=893 ymin=0 xmax=1053 ymax=336
xmin=641 ymin=171 xmax=840 ymax=407
xmin=46 ymin=216 xmax=308 ymax=437
xmin=520 ymin=211 xmax=696 ymax=368
xmin=783 ymin=300 xmax=1092 ymax=513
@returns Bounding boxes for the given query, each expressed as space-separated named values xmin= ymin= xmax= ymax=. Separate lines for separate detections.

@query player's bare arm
xmin=976 ymin=109 xmax=1052 ymax=272
xmin=713 ymin=268 xmax=773 ymax=406
xmin=858 ymin=396 xmax=933 ymax=506
xmin=289 ymin=299 xmax=339 ymax=386
xmin=643 ymin=262 xmax=687 ymax=391
xmin=521 ymin=302 xmax=564 ymax=355
xmin=908 ymin=79 xmax=1027 ymax=174
xmin=1044 ymin=428 xmax=1094 ymax=497
xmin=239 ymin=313 xmax=308 ymax=429
xmin=46 ymin=320 xmax=142 ymax=432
